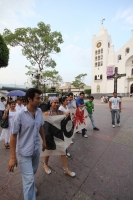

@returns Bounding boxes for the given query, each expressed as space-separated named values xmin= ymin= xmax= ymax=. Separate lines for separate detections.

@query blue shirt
xmin=12 ymin=106 xmax=44 ymax=156
xmin=76 ymin=97 xmax=84 ymax=108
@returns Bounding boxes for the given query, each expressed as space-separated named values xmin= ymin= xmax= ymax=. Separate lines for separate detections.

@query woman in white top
xmin=43 ymin=97 xmax=75 ymax=177
xmin=0 ymin=101 xmax=16 ymax=149
xmin=59 ymin=96 xmax=72 ymax=158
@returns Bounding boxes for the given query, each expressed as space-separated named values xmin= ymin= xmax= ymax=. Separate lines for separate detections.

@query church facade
xmin=91 ymin=26 xmax=133 ymax=97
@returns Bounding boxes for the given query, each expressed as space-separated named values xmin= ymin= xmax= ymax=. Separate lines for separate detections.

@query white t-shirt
xmin=109 ymin=97 xmax=121 ymax=109
xmin=16 ymin=104 xmax=24 ymax=112
xmin=0 ymin=101 xmax=6 ymax=111
xmin=59 ymin=105 xmax=69 ymax=113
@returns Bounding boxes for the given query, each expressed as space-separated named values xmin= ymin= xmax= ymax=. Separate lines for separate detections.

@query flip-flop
xmin=4 ymin=144 xmax=10 ymax=149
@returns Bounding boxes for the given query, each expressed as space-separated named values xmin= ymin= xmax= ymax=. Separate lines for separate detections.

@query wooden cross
xmin=107 ymin=67 xmax=126 ymax=93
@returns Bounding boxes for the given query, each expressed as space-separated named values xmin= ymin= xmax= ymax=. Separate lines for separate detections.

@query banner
xmin=43 ymin=108 xmax=90 ymax=155
xmin=107 ymin=66 xmax=114 ymax=80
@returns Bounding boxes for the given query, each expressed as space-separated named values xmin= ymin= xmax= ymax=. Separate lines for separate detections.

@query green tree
xmin=3 ymin=22 xmax=63 ymax=71
xmin=84 ymin=89 xmax=91 ymax=95
xmin=24 ymin=66 xmax=63 ymax=90
xmin=71 ymin=73 xmax=87 ymax=90
xmin=0 ymin=34 xmax=9 ymax=68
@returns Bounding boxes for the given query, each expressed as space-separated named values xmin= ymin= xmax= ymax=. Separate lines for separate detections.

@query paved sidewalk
xmin=0 ymin=98 xmax=133 ymax=200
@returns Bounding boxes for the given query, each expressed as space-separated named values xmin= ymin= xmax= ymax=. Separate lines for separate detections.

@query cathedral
xmin=91 ymin=25 xmax=133 ymax=97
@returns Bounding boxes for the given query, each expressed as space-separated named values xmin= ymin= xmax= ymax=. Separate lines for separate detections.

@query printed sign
xmin=107 ymin=66 xmax=114 ymax=80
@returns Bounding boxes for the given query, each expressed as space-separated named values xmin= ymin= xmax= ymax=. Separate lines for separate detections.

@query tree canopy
xmin=25 ymin=66 xmax=63 ymax=90
xmin=71 ymin=73 xmax=87 ymax=90
xmin=3 ymin=22 xmax=63 ymax=71
xmin=0 ymin=34 xmax=9 ymax=68
xmin=84 ymin=89 xmax=91 ymax=95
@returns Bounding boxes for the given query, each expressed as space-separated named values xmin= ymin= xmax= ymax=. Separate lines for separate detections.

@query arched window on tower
xmin=98 ymin=50 xmax=100 ymax=54
xmin=95 ymin=56 xmax=97 ymax=61
xmin=98 ymin=56 xmax=100 ymax=60
xmin=101 ymin=61 xmax=103 ymax=66
xmin=98 ymin=62 xmax=100 ymax=66
xmin=131 ymin=69 xmax=133 ymax=75
xmin=118 ymin=55 xmax=122 ymax=62
xmin=101 ymin=55 xmax=103 ymax=60
xmin=95 ymin=63 xmax=97 ymax=67
xmin=101 ymin=48 xmax=103 ymax=53
xmin=95 ymin=50 xmax=97 ymax=55
xmin=95 ymin=75 xmax=97 ymax=80
xmin=125 ymin=48 xmax=130 ymax=55
xmin=100 ymin=74 xmax=103 ymax=79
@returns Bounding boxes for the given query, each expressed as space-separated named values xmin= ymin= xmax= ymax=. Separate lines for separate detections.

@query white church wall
xmin=91 ymin=27 xmax=133 ymax=97
xmin=91 ymin=27 xmax=112 ymax=94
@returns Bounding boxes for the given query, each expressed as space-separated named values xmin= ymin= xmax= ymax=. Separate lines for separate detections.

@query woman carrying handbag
xmin=0 ymin=101 xmax=16 ymax=149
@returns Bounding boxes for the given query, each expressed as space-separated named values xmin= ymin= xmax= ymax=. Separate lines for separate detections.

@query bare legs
xmin=44 ymin=155 xmax=75 ymax=177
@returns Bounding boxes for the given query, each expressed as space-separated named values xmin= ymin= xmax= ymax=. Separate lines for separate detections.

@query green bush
xmin=0 ymin=34 xmax=9 ymax=68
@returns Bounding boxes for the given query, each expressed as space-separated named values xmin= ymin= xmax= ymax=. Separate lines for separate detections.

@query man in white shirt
xmin=0 ymin=97 xmax=6 ymax=121
xmin=109 ymin=92 xmax=121 ymax=128
xmin=67 ymin=92 xmax=76 ymax=109
xmin=15 ymin=97 xmax=24 ymax=112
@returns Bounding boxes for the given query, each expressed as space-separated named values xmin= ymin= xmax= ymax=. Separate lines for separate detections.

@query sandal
xmin=44 ymin=163 xmax=52 ymax=175
xmin=35 ymin=187 xmax=39 ymax=196
xmin=4 ymin=143 xmax=10 ymax=149
xmin=63 ymin=168 xmax=76 ymax=177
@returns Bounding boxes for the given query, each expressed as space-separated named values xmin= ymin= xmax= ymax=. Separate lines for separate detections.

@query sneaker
xmin=118 ymin=123 xmax=120 ymax=127
xmin=83 ymin=134 xmax=88 ymax=138
xmin=93 ymin=127 xmax=99 ymax=131
xmin=112 ymin=125 xmax=115 ymax=128
xmin=66 ymin=152 xmax=72 ymax=159
xmin=76 ymin=131 xmax=81 ymax=134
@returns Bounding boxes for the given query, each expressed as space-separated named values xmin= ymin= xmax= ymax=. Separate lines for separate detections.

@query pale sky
xmin=0 ymin=0 xmax=133 ymax=87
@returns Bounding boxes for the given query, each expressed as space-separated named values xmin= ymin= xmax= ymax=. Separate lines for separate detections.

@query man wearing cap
xmin=16 ymin=97 xmax=24 ymax=112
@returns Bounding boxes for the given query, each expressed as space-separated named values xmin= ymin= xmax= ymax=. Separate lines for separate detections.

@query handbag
xmin=1 ymin=110 xmax=9 ymax=129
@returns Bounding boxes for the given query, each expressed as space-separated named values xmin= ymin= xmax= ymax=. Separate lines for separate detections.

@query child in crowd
xmin=85 ymin=96 xmax=99 ymax=131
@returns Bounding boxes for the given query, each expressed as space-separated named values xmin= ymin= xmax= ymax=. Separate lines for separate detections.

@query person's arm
xmin=2 ymin=109 xmax=8 ymax=120
xmin=39 ymin=126 xmax=46 ymax=152
xmin=119 ymin=101 xmax=121 ymax=112
xmin=8 ymin=113 xmax=21 ymax=172
xmin=109 ymin=100 xmax=112 ymax=110
xmin=8 ymin=134 xmax=17 ymax=172
xmin=78 ymin=103 xmax=85 ymax=108
xmin=92 ymin=103 xmax=94 ymax=112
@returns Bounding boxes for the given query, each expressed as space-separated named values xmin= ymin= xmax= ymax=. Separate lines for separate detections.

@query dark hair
xmin=113 ymin=92 xmax=117 ymax=94
xmin=25 ymin=88 xmax=42 ymax=103
xmin=80 ymin=92 xmax=85 ymax=96
xmin=89 ymin=96 xmax=94 ymax=100
xmin=61 ymin=96 xmax=67 ymax=104
xmin=9 ymin=100 xmax=16 ymax=105
xmin=1 ymin=97 xmax=5 ymax=100
xmin=67 ymin=92 xmax=73 ymax=97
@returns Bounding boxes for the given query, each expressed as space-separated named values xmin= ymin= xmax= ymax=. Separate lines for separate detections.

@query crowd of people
xmin=0 ymin=89 xmax=122 ymax=200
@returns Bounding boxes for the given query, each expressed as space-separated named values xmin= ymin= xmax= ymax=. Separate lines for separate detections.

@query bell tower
xmin=91 ymin=25 xmax=112 ymax=96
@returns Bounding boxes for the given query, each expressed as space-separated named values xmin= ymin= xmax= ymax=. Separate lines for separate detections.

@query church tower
xmin=91 ymin=25 xmax=112 ymax=96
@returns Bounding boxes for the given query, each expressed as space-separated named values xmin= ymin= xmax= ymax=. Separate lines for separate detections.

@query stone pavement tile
xmin=35 ymin=164 xmax=78 ymax=200
xmin=2 ymin=185 xmax=23 ymax=200
xmin=71 ymin=190 xmax=93 ymax=200
xmin=81 ymin=142 xmax=133 ymax=199
xmin=40 ymin=136 xmax=110 ymax=188
xmin=0 ymin=195 xmax=11 ymax=200
xmin=113 ymin=131 xmax=133 ymax=148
